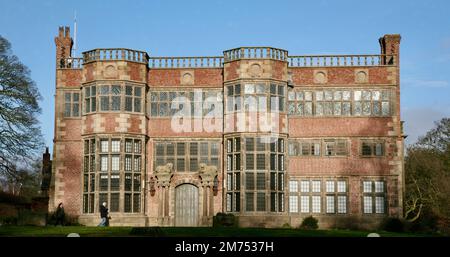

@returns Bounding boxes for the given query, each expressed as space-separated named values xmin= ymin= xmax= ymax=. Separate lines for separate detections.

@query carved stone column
xmin=154 ymin=163 xmax=174 ymax=225
xmin=198 ymin=163 xmax=218 ymax=223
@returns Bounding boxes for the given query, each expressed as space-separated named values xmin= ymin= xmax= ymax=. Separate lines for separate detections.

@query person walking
xmin=55 ymin=202 xmax=65 ymax=226
xmin=98 ymin=202 xmax=109 ymax=227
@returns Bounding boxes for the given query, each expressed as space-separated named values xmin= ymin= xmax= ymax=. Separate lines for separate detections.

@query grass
xmin=0 ymin=226 xmax=428 ymax=237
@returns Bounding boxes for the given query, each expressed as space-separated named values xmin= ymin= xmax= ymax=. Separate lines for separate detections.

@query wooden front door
xmin=175 ymin=184 xmax=199 ymax=226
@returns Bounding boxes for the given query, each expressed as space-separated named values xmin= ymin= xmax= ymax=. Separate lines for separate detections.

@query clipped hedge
xmin=213 ymin=213 xmax=238 ymax=228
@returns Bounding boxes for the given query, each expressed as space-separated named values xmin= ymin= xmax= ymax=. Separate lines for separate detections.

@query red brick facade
xmin=49 ymin=26 xmax=404 ymax=228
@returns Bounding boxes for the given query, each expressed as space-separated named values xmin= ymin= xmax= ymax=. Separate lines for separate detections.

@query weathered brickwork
xmin=49 ymin=26 xmax=404 ymax=229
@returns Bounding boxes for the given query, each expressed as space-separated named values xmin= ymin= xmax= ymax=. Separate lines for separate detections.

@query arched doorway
xmin=175 ymin=184 xmax=199 ymax=226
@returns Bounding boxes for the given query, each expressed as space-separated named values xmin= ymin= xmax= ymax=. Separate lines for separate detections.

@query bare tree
xmin=0 ymin=35 xmax=44 ymax=186
xmin=404 ymin=118 xmax=450 ymax=222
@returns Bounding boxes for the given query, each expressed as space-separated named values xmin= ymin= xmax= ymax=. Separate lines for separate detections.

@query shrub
xmin=380 ymin=217 xmax=404 ymax=232
xmin=408 ymin=209 xmax=439 ymax=234
xmin=299 ymin=216 xmax=318 ymax=230
xmin=130 ymin=227 xmax=165 ymax=236
xmin=213 ymin=213 xmax=238 ymax=228
xmin=46 ymin=211 xmax=82 ymax=226
xmin=0 ymin=216 xmax=18 ymax=226
xmin=281 ymin=222 xmax=291 ymax=228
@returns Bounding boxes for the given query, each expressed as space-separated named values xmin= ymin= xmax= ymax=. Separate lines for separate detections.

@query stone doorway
xmin=175 ymin=183 xmax=199 ymax=226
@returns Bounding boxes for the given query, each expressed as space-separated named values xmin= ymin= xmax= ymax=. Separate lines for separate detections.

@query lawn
xmin=0 ymin=226 xmax=426 ymax=237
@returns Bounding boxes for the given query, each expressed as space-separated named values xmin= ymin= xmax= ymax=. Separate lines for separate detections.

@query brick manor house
xmin=49 ymin=26 xmax=404 ymax=228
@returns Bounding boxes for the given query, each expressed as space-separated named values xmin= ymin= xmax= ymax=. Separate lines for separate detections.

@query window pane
xmin=112 ymin=85 xmax=121 ymax=95
xmin=256 ymin=173 xmax=265 ymax=190
xmin=159 ymin=102 xmax=168 ymax=116
xmin=85 ymin=99 xmax=90 ymax=113
xmin=64 ymin=103 xmax=71 ymax=117
xmin=256 ymin=154 xmax=265 ymax=170
xmin=256 ymin=193 xmax=266 ymax=211
xmin=375 ymin=143 xmax=383 ymax=156
xmin=364 ymin=196 xmax=373 ymax=213
xmin=110 ymin=193 xmax=119 ymax=212
xmin=304 ymin=91 xmax=312 ymax=101
xmin=133 ymin=174 xmax=141 ymax=191
xmin=326 ymin=181 xmax=335 ymax=193
xmin=375 ymin=196 xmax=385 ymax=213
xmin=100 ymin=85 xmax=109 ymax=95
xmin=289 ymin=195 xmax=298 ymax=213
xmin=211 ymin=142 xmax=219 ymax=156
xmin=125 ymin=97 xmax=133 ymax=112
xmin=342 ymin=102 xmax=351 ymax=115
xmin=125 ymin=156 xmax=132 ymax=171
xmin=362 ymin=102 xmax=371 ymax=115
xmin=354 ymin=101 xmax=362 ymax=115
xmin=110 ymin=174 xmax=120 ymax=191
xmin=246 ymin=154 xmax=254 ymax=170
xmin=111 ymin=96 xmax=120 ymax=111
xmin=337 ymin=196 xmax=347 ymax=213
xmin=300 ymin=181 xmax=309 ymax=193
xmin=226 ymin=193 xmax=232 ymax=212
xmin=375 ymin=181 xmax=384 ymax=193
xmin=100 ymin=96 xmax=109 ymax=111
xmin=73 ymin=103 xmax=80 ymax=116
xmin=245 ymin=138 xmax=254 ymax=151
xmin=111 ymin=156 xmax=120 ymax=171
xmin=312 ymin=180 xmax=321 ymax=193
xmin=134 ymin=87 xmax=142 ymax=97
xmin=363 ymin=181 xmax=372 ymax=193
xmin=300 ymin=196 xmax=309 ymax=213
xmin=382 ymin=102 xmax=390 ymax=115
xmin=245 ymin=172 xmax=254 ymax=190
xmin=312 ymin=196 xmax=321 ymax=213
xmin=326 ymin=196 xmax=335 ymax=213
xmin=111 ymin=140 xmax=120 ymax=152
xmin=125 ymin=85 xmax=133 ymax=96
xmin=134 ymin=156 xmax=141 ymax=172
xmin=337 ymin=181 xmax=347 ymax=193
xmin=134 ymin=98 xmax=141 ymax=112
xmin=100 ymin=156 xmax=108 ymax=171
xmin=124 ymin=193 xmax=132 ymax=212
xmin=189 ymin=158 xmax=198 ymax=171
xmin=100 ymin=174 xmax=108 ymax=191
xmin=246 ymin=193 xmax=254 ymax=211
xmin=177 ymin=158 xmax=185 ymax=172
xmin=362 ymin=142 xmax=372 ymax=156
xmin=289 ymin=180 xmax=298 ymax=192
xmin=133 ymin=194 xmax=141 ymax=212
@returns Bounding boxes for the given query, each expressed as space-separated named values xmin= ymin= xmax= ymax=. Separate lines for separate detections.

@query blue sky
xmin=1 ymin=0 xmax=449 ymax=153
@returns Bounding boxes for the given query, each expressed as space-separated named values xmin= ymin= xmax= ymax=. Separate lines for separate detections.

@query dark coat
xmin=56 ymin=206 xmax=65 ymax=219
xmin=100 ymin=205 xmax=108 ymax=218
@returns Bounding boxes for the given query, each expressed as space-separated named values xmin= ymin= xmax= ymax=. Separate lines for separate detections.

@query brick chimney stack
xmin=54 ymin=26 xmax=73 ymax=63
xmin=379 ymin=34 xmax=401 ymax=65
xmin=41 ymin=147 xmax=52 ymax=195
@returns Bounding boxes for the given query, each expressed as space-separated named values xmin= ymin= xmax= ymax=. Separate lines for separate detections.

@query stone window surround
xmin=153 ymin=138 xmax=221 ymax=173
xmin=360 ymin=138 xmax=386 ymax=157
xmin=82 ymin=134 xmax=145 ymax=214
xmin=63 ymin=90 xmax=81 ymax=118
xmin=225 ymin=136 xmax=241 ymax=212
xmin=287 ymin=87 xmax=394 ymax=117
xmin=288 ymin=177 xmax=349 ymax=215
xmin=361 ymin=179 xmax=387 ymax=215
xmin=224 ymin=134 xmax=286 ymax=214
xmin=148 ymin=88 xmax=223 ymax=118
xmin=82 ymin=80 xmax=146 ymax=114
xmin=288 ymin=138 xmax=350 ymax=157
xmin=224 ymin=80 xmax=287 ymax=114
